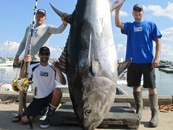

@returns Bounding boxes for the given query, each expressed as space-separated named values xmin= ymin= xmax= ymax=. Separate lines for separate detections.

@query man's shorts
xmin=127 ymin=63 xmax=156 ymax=88
xmin=23 ymin=92 xmax=53 ymax=117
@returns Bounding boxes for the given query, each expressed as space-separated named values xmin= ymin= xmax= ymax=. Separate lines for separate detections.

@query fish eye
xmin=85 ymin=110 xmax=91 ymax=116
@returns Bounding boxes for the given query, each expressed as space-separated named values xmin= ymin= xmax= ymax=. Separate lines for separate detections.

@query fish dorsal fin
xmin=111 ymin=0 xmax=126 ymax=11
xmin=117 ymin=58 xmax=132 ymax=76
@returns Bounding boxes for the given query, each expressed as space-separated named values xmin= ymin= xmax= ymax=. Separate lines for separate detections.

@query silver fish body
xmin=51 ymin=0 xmax=118 ymax=129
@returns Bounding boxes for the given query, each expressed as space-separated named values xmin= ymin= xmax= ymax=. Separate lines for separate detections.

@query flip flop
xmin=12 ymin=114 xmax=21 ymax=122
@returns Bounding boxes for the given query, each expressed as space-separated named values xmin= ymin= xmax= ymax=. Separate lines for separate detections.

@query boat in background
xmin=0 ymin=58 xmax=13 ymax=67
xmin=157 ymin=60 xmax=172 ymax=68
xmin=0 ymin=82 xmax=13 ymax=91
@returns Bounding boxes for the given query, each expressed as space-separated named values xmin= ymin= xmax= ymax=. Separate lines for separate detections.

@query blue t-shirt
xmin=122 ymin=21 xmax=162 ymax=63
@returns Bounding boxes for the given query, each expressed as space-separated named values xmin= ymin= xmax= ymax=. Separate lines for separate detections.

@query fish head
xmin=82 ymin=77 xmax=116 ymax=130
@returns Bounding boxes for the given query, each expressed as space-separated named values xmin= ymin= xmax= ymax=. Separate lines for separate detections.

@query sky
xmin=0 ymin=0 xmax=173 ymax=61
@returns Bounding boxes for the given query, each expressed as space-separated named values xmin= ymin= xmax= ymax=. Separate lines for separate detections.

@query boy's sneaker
xmin=40 ymin=117 xmax=50 ymax=129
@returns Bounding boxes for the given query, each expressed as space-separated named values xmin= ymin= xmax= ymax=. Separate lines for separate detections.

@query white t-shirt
xmin=28 ymin=63 xmax=60 ymax=99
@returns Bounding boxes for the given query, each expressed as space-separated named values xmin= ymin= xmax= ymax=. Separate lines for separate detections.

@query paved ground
xmin=0 ymin=102 xmax=173 ymax=130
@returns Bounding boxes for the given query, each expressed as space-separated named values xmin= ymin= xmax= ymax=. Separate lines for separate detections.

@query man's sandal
xmin=12 ymin=114 xmax=21 ymax=122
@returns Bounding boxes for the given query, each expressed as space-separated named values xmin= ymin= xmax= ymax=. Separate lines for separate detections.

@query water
xmin=155 ymin=68 xmax=173 ymax=95
xmin=0 ymin=66 xmax=19 ymax=83
xmin=0 ymin=66 xmax=173 ymax=95
xmin=117 ymin=68 xmax=173 ymax=95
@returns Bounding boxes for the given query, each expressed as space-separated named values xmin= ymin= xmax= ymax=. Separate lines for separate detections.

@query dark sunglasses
xmin=39 ymin=52 xmax=50 ymax=56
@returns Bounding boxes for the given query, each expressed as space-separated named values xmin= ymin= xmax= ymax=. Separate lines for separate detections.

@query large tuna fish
xmin=51 ymin=0 xmax=125 ymax=129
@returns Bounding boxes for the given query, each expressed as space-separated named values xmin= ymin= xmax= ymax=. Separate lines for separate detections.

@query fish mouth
xmin=84 ymin=119 xmax=102 ymax=130
xmin=82 ymin=77 xmax=116 ymax=130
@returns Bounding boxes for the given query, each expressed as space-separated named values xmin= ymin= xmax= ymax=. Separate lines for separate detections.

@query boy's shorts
xmin=127 ymin=63 xmax=156 ymax=88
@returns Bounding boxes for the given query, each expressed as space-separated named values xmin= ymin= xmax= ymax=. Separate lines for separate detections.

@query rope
xmin=159 ymin=104 xmax=173 ymax=112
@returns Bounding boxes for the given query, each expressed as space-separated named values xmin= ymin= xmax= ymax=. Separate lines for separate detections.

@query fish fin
xmin=53 ymin=46 xmax=67 ymax=74
xmin=49 ymin=3 xmax=72 ymax=24
xmin=117 ymin=58 xmax=132 ymax=76
xmin=111 ymin=0 xmax=126 ymax=11
xmin=91 ymin=59 xmax=101 ymax=76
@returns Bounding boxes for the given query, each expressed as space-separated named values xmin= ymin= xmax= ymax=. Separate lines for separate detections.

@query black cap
xmin=133 ymin=4 xmax=143 ymax=11
xmin=39 ymin=46 xmax=50 ymax=54
xmin=36 ymin=9 xmax=46 ymax=16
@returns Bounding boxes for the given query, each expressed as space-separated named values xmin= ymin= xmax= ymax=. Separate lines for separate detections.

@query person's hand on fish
xmin=61 ymin=13 xmax=69 ymax=26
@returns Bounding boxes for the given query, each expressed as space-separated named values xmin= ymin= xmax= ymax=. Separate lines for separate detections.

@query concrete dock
xmin=0 ymin=91 xmax=173 ymax=130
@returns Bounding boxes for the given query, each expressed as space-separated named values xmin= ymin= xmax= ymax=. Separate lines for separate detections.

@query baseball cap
xmin=133 ymin=4 xmax=143 ymax=11
xmin=36 ymin=9 xmax=46 ymax=16
xmin=39 ymin=46 xmax=50 ymax=54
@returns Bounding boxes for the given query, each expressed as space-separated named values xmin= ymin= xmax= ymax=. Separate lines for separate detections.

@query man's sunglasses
xmin=39 ymin=52 xmax=50 ymax=56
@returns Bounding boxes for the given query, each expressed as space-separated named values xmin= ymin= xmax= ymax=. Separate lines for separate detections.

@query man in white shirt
xmin=20 ymin=46 xmax=66 ymax=129
xmin=12 ymin=9 xmax=68 ymax=123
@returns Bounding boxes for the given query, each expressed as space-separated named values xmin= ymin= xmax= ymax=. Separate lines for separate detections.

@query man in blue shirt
xmin=115 ymin=3 xmax=162 ymax=127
